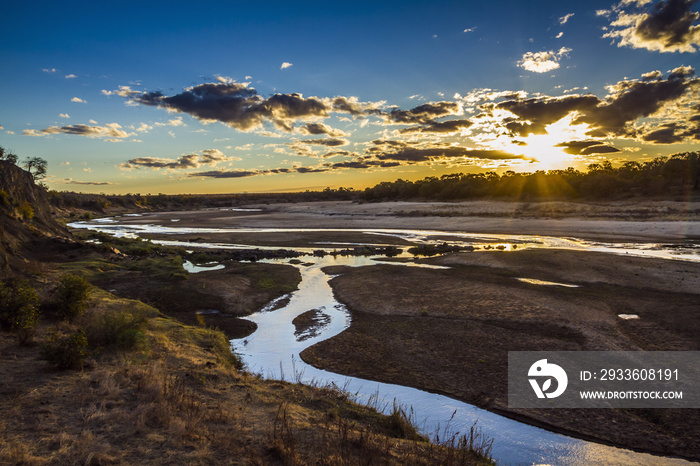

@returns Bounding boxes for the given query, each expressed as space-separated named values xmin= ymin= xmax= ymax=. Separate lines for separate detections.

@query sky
xmin=1 ymin=0 xmax=699 ymax=194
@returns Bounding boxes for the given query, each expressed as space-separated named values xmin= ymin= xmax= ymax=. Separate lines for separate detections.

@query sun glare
xmin=517 ymin=114 xmax=591 ymax=170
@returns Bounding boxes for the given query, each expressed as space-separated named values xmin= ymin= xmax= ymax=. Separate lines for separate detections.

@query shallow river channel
xmin=72 ymin=218 xmax=699 ymax=465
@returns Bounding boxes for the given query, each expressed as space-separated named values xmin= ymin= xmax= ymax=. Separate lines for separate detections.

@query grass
xmin=0 ymin=265 xmax=493 ymax=464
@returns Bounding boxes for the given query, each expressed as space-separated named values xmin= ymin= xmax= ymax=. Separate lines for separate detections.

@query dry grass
xmin=0 ymin=284 xmax=492 ymax=465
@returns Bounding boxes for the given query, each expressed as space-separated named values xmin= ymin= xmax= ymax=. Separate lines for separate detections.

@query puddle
xmin=516 ymin=278 xmax=581 ymax=288
xmin=182 ymin=260 xmax=225 ymax=273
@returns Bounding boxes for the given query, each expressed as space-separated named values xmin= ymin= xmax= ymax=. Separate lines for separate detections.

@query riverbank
xmin=110 ymin=199 xmax=700 ymax=244
xmin=301 ymin=248 xmax=700 ymax=460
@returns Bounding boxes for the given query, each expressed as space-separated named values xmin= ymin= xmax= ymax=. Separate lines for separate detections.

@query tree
xmin=24 ymin=157 xmax=48 ymax=181
xmin=56 ymin=274 xmax=92 ymax=322
xmin=0 ymin=146 xmax=19 ymax=165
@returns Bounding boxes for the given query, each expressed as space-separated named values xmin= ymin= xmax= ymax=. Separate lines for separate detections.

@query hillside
xmin=0 ymin=160 xmax=70 ymax=276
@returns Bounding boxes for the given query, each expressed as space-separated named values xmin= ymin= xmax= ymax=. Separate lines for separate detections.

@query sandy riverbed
xmin=98 ymin=199 xmax=700 ymax=459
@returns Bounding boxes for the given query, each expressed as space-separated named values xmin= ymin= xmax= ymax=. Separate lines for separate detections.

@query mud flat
xmin=301 ymin=248 xmax=700 ymax=459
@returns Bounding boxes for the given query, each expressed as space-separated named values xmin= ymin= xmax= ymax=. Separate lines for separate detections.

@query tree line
xmin=360 ymin=152 xmax=700 ymax=202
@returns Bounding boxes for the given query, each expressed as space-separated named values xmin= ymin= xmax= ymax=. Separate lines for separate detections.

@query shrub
xmin=0 ymin=189 xmax=9 ymax=206
xmin=86 ymin=311 xmax=148 ymax=351
xmin=56 ymin=274 xmax=92 ymax=322
xmin=17 ymin=202 xmax=35 ymax=220
xmin=42 ymin=329 xmax=89 ymax=370
xmin=0 ymin=280 xmax=40 ymax=345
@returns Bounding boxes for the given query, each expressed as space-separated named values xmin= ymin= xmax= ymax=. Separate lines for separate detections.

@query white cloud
xmin=556 ymin=32 xmax=564 ymax=38
xmin=59 ymin=113 xmax=70 ymax=119
xmin=463 ymin=27 xmax=476 ymax=33
xmin=42 ymin=68 xmax=56 ymax=73
xmin=71 ymin=97 xmax=87 ymax=103
xmin=558 ymin=13 xmax=574 ymax=25
xmin=65 ymin=74 xmax=77 ymax=79
xmin=281 ymin=62 xmax=293 ymax=69
xmin=517 ymin=47 xmax=572 ymax=73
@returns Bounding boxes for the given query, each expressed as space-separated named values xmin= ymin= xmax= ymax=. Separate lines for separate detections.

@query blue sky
xmin=1 ymin=0 xmax=699 ymax=193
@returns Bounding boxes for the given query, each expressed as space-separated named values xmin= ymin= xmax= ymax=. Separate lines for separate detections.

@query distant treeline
xmin=360 ymin=152 xmax=700 ymax=202
xmin=46 ymin=152 xmax=700 ymax=212
xmin=48 ymin=187 xmax=357 ymax=213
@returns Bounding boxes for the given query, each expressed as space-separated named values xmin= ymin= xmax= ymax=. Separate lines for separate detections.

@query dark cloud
xmin=495 ymin=68 xmax=699 ymax=140
xmin=188 ymin=169 xmax=260 ymax=179
xmin=400 ymin=119 xmax=474 ymax=134
xmin=128 ymin=81 xmax=328 ymax=132
xmin=297 ymin=138 xmax=348 ymax=147
xmin=495 ymin=95 xmax=600 ymax=136
xmin=330 ymin=96 xmax=383 ymax=116
xmin=22 ymin=123 xmax=131 ymax=139
xmin=578 ymin=67 xmax=698 ymax=137
xmin=300 ymin=122 xmax=347 ymax=137
xmin=368 ymin=140 xmax=525 ymax=163
xmin=385 ymin=101 xmax=461 ymax=124
xmin=120 ymin=154 xmax=201 ymax=170
xmin=641 ymin=122 xmax=700 ymax=143
xmin=330 ymin=160 xmax=401 ymax=169
xmin=120 ymin=149 xmax=235 ymax=170
xmin=62 ymin=179 xmax=119 ymax=186
xmin=555 ymin=140 xmax=621 ymax=155
xmin=604 ymin=0 xmax=700 ymax=53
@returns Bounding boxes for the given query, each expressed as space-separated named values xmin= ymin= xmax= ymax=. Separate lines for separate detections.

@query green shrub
xmin=0 ymin=189 xmax=9 ymax=206
xmin=17 ymin=202 xmax=35 ymax=220
xmin=42 ymin=329 xmax=89 ymax=370
xmin=56 ymin=274 xmax=92 ymax=322
xmin=86 ymin=311 xmax=148 ymax=351
xmin=0 ymin=280 xmax=40 ymax=345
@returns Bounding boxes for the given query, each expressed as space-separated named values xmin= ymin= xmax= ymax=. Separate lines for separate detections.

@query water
xmin=71 ymin=217 xmax=699 ymax=465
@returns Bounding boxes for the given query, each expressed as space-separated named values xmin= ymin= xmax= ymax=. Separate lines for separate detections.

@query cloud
xmin=281 ymin=62 xmax=293 ymax=69
xmin=120 ymin=149 xmax=239 ymax=170
xmin=494 ymin=68 xmax=699 ymax=141
xmin=125 ymin=81 xmax=330 ymax=132
xmin=42 ymin=68 xmax=57 ymax=73
xmin=603 ymin=0 xmax=700 ymax=52
xmin=518 ymin=47 xmax=572 ymax=73
xmin=366 ymin=140 xmax=526 ymax=163
xmin=60 ymin=178 xmax=119 ymax=186
xmin=296 ymin=138 xmax=348 ymax=147
xmin=555 ymin=140 xmax=622 ymax=155
xmin=463 ymin=27 xmax=477 ymax=32
xmin=384 ymin=101 xmax=462 ymax=124
xmin=71 ymin=97 xmax=87 ymax=103
xmin=559 ymin=13 xmax=575 ymax=24
xmin=400 ymin=119 xmax=474 ymax=134
xmin=22 ymin=123 xmax=132 ymax=139
xmin=120 ymin=79 xmax=386 ymax=132
xmin=65 ymin=74 xmax=77 ymax=79
xmin=299 ymin=122 xmax=347 ymax=137
xmin=59 ymin=113 xmax=70 ymax=119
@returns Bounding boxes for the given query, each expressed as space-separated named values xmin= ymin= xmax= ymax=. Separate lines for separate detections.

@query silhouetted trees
xmin=361 ymin=152 xmax=700 ymax=201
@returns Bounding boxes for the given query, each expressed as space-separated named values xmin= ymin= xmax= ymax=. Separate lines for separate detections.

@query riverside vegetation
xmin=0 ymin=155 xmax=494 ymax=463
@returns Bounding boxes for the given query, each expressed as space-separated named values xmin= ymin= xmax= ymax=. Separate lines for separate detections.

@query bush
xmin=0 ymin=280 xmax=40 ymax=345
xmin=17 ymin=202 xmax=35 ymax=220
xmin=42 ymin=329 xmax=89 ymax=370
xmin=0 ymin=189 xmax=9 ymax=206
xmin=56 ymin=274 xmax=92 ymax=322
xmin=86 ymin=311 xmax=148 ymax=351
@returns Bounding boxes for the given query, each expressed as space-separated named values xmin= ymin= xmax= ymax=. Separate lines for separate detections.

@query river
xmin=71 ymin=218 xmax=698 ymax=465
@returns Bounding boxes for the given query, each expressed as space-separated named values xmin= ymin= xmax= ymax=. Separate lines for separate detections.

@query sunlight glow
xmin=516 ymin=114 xmax=592 ymax=170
